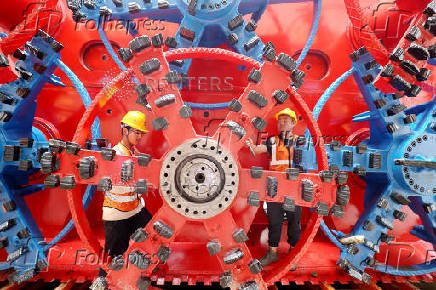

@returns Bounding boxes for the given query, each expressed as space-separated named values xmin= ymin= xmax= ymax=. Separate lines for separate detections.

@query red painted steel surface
xmin=0 ymin=0 xmax=435 ymax=287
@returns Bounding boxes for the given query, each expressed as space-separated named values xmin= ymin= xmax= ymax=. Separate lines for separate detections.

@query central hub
xmin=195 ymin=173 xmax=205 ymax=183
xmin=160 ymin=138 xmax=239 ymax=219
xmin=174 ymin=154 xmax=225 ymax=203
xmin=400 ymin=133 xmax=436 ymax=195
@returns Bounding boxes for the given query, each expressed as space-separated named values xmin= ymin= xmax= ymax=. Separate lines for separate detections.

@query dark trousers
xmin=267 ymin=202 xmax=302 ymax=247
xmin=103 ymin=207 xmax=152 ymax=257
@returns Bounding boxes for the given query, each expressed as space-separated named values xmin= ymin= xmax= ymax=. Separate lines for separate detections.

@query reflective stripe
xmin=270 ymin=160 xmax=290 ymax=165
xmin=269 ymin=136 xmax=293 ymax=169
xmin=105 ymin=191 xmax=138 ymax=203
xmin=113 ymin=143 xmax=131 ymax=156
xmin=103 ymin=142 xmax=140 ymax=213
xmin=271 ymin=137 xmax=278 ymax=166
xmin=111 ymin=185 xmax=135 ymax=194
xmin=113 ymin=142 xmax=139 ymax=157
xmin=103 ymin=198 xmax=139 ymax=212
xmin=103 ymin=203 xmax=142 ymax=221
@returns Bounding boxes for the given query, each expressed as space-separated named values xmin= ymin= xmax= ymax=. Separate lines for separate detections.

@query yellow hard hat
xmin=121 ymin=111 xmax=149 ymax=132
xmin=275 ymin=108 xmax=298 ymax=124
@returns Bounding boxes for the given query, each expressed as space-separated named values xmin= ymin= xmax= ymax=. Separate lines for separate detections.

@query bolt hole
xmin=185 ymin=208 xmax=189 ymax=213
xmin=164 ymin=173 xmax=168 ymax=177
xmin=177 ymin=151 xmax=181 ymax=155
xmin=106 ymin=109 xmax=112 ymax=114
xmin=102 ymin=54 xmax=108 ymax=61
xmin=171 ymin=157 xmax=175 ymax=161
xmin=177 ymin=204 xmax=181 ymax=208
xmin=195 ymin=173 xmax=205 ymax=184
xmin=194 ymin=210 xmax=198 ymax=214
xmin=225 ymin=197 xmax=229 ymax=201
xmin=210 ymin=146 xmax=215 ymax=150
xmin=166 ymin=165 xmax=170 ymax=168
xmin=171 ymin=198 xmax=175 ymax=202
xmin=203 ymin=210 xmax=207 ymax=214
xmin=218 ymin=204 xmax=222 ymax=208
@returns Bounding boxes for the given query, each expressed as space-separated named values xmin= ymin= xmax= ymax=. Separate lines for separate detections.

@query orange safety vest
xmin=268 ymin=136 xmax=294 ymax=172
xmin=103 ymin=142 xmax=140 ymax=212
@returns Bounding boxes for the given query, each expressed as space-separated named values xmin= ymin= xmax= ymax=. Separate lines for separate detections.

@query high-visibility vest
xmin=269 ymin=136 xmax=294 ymax=172
xmin=103 ymin=142 xmax=140 ymax=212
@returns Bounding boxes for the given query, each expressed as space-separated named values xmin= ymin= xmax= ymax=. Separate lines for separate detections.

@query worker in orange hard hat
xmin=92 ymin=111 xmax=152 ymax=290
xmin=245 ymin=108 xmax=301 ymax=270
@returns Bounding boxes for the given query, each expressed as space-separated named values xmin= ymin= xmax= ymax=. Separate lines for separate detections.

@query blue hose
xmin=98 ymin=27 xmax=142 ymax=87
xmin=187 ymin=0 xmax=322 ymax=109
xmin=312 ymin=67 xmax=355 ymax=121
xmin=43 ymin=186 xmax=95 ymax=251
xmin=98 ymin=26 xmax=128 ymax=72
xmin=55 ymin=59 xmax=102 ymax=140
xmin=44 ymin=59 xmax=101 ymax=250
xmin=295 ymin=0 xmax=322 ymax=69
xmin=306 ymin=67 xmax=354 ymax=247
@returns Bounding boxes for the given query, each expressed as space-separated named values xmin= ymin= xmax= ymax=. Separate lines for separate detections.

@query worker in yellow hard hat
xmin=245 ymin=108 xmax=301 ymax=270
xmin=116 ymin=110 xmax=149 ymax=155
xmin=92 ymin=111 xmax=151 ymax=290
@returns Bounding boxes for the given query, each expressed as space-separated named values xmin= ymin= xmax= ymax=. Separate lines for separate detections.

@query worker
xmin=91 ymin=111 xmax=152 ymax=290
xmin=245 ymin=108 xmax=302 ymax=268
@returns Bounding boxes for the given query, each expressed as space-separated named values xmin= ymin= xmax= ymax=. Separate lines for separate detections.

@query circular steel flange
xmin=160 ymin=138 xmax=239 ymax=219
xmin=401 ymin=133 xmax=436 ymax=195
